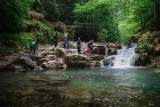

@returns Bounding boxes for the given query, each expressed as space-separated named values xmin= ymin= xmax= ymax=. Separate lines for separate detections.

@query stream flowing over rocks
xmin=0 ymin=42 xmax=105 ymax=71
xmin=1 ymin=40 xmax=159 ymax=72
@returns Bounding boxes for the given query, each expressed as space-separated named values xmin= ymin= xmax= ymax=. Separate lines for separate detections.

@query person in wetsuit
xmin=29 ymin=39 xmax=39 ymax=55
xmin=53 ymin=32 xmax=58 ymax=48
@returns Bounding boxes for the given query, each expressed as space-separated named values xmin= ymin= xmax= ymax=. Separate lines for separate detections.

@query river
xmin=0 ymin=67 xmax=160 ymax=106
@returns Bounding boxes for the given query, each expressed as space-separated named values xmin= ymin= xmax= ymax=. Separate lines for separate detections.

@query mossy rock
xmin=133 ymin=53 xmax=151 ymax=66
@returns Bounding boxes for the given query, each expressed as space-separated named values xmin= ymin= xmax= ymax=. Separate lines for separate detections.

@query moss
xmin=28 ymin=11 xmax=44 ymax=21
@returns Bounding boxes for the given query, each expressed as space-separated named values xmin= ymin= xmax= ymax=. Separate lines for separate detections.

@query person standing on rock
xmin=53 ymin=32 xmax=59 ymax=48
xmin=63 ymin=35 xmax=67 ymax=48
xmin=29 ymin=39 xmax=39 ymax=55
xmin=87 ymin=40 xmax=94 ymax=52
xmin=77 ymin=37 xmax=82 ymax=54
xmin=66 ymin=35 xmax=70 ymax=48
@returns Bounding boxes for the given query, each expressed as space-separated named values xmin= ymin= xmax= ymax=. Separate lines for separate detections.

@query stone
xmin=69 ymin=43 xmax=76 ymax=49
xmin=103 ymin=56 xmax=115 ymax=66
xmin=19 ymin=56 xmax=38 ymax=70
xmin=64 ymin=54 xmax=90 ymax=67
xmin=89 ymin=54 xmax=104 ymax=61
xmin=30 ymin=76 xmax=70 ymax=87
xmin=54 ymin=58 xmax=67 ymax=69
xmin=55 ymin=49 xmax=67 ymax=58
xmin=41 ymin=61 xmax=56 ymax=69
xmin=154 ymin=44 xmax=160 ymax=56
xmin=106 ymin=43 xmax=122 ymax=49
xmin=91 ymin=61 xmax=101 ymax=67
xmin=133 ymin=53 xmax=151 ymax=66
xmin=92 ymin=47 xmax=99 ymax=54
xmin=108 ymin=48 xmax=117 ymax=55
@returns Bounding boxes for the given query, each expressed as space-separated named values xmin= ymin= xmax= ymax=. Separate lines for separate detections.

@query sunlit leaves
xmin=73 ymin=0 xmax=119 ymax=42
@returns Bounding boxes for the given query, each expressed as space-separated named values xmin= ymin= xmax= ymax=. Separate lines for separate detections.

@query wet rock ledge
xmin=0 ymin=42 xmax=105 ymax=71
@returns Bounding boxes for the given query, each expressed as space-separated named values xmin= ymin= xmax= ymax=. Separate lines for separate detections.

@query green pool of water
xmin=0 ymin=67 xmax=160 ymax=106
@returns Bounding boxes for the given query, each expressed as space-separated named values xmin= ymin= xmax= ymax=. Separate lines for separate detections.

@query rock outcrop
xmin=134 ymin=31 xmax=160 ymax=67
xmin=65 ymin=54 xmax=90 ymax=68
xmin=132 ymin=53 xmax=151 ymax=66
xmin=0 ymin=42 xmax=107 ymax=71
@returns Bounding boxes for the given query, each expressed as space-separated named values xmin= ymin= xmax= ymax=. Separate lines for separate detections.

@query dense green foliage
xmin=0 ymin=0 xmax=159 ymax=56
xmin=118 ymin=0 xmax=160 ymax=41
xmin=73 ymin=0 xmax=119 ymax=42
xmin=0 ymin=0 xmax=31 ymax=32
xmin=36 ymin=0 xmax=59 ymax=21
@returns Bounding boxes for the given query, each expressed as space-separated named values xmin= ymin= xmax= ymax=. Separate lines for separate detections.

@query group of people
xmin=29 ymin=32 xmax=94 ymax=55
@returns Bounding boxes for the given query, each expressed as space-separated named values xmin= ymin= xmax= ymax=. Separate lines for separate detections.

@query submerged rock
xmin=30 ymin=76 xmax=70 ymax=87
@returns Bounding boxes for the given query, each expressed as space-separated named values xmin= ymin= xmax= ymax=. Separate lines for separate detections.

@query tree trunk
xmin=154 ymin=0 xmax=160 ymax=30
xmin=154 ymin=0 xmax=158 ymax=19
xmin=159 ymin=0 xmax=160 ymax=15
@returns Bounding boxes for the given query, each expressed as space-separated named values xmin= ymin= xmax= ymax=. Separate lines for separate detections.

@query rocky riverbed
xmin=1 ymin=39 xmax=159 ymax=72
xmin=0 ymin=42 xmax=107 ymax=72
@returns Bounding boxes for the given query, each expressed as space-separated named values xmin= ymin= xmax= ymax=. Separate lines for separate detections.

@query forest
xmin=0 ymin=0 xmax=160 ymax=56
xmin=1 ymin=1 xmax=160 ymax=106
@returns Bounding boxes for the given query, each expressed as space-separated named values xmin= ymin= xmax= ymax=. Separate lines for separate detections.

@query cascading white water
xmin=113 ymin=43 xmax=137 ymax=68
xmin=104 ymin=45 xmax=108 ymax=57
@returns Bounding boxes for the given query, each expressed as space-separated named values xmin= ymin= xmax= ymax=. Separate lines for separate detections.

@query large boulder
xmin=108 ymin=48 xmax=117 ymax=55
xmin=91 ymin=61 xmax=101 ymax=67
xmin=53 ymin=58 xmax=67 ymax=69
xmin=64 ymin=54 xmax=90 ymax=68
xmin=89 ymin=54 xmax=104 ymax=61
xmin=41 ymin=61 xmax=56 ymax=69
xmin=91 ymin=47 xmax=99 ymax=54
xmin=41 ymin=58 xmax=66 ymax=70
xmin=103 ymin=56 xmax=115 ymax=66
xmin=55 ymin=48 xmax=67 ymax=58
xmin=0 ymin=52 xmax=38 ymax=71
xmin=19 ymin=56 xmax=37 ymax=70
xmin=133 ymin=53 xmax=151 ymax=66
xmin=154 ymin=43 xmax=160 ymax=56
xmin=92 ymin=46 xmax=105 ymax=55
xmin=0 ymin=55 xmax=18 ymax=71
xmin=89 ymin=54 xmax=104 ymax=67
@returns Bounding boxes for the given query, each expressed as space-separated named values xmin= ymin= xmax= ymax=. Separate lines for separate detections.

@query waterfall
xmin=100 ymin=43 xmax=137 ymax=68
xmin=104 ymin=45 xmax=108 ymax=57
xmin=113 ymin=43 xmax=137 ymax=68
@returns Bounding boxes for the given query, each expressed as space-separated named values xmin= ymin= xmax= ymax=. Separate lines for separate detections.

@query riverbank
xmin=0 ymin=39 xmax=160 ymax=72
xmin=0 ymin=42 xmax=106 ymax=72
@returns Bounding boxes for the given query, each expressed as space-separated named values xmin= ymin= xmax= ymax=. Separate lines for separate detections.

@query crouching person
xmin=29 ymin=39 xmax=39 ymax=55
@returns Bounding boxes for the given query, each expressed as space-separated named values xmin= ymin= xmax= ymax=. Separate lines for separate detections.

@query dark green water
xmin=0 ymin=67 xmax=160 ymax=107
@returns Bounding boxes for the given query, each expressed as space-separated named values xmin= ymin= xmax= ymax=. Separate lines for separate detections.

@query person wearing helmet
xmin=66 ymin=35 xmax=70 ymax=48
xmin=77 ymin=37 xmax=82 ymax=54
xmin=63 ymin=35 xmax=67 ymax=48
xmin=87 ymin=40 xmax=94 ymax=51
xmin=53 ymin=32 xmax=59 ymax=48
xmin=29 ymin=39 xmax=39 ymax=55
